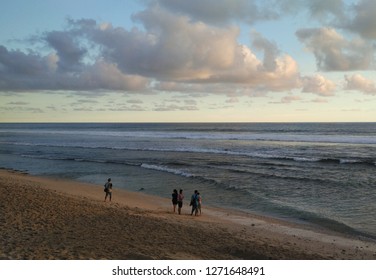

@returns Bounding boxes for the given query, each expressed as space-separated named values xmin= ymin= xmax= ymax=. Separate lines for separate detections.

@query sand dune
xmin=1 ymin=169 xmax=375 ymax=260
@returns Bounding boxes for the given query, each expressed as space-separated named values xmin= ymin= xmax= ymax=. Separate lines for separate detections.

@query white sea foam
xmin=140 ymin=163 xmax=193 ymax=177
xmin=339 ymin=159 xmax=362 ymax=164
xmin=292 ymin=157 xmax=321 ymax=162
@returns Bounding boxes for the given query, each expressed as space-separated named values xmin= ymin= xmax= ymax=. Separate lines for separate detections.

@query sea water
xmin=1 ymin=122 xmax=376 ymax=238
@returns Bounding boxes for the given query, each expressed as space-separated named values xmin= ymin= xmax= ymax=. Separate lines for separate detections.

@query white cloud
xmin=344 ymin=74 xmax=376 ymax=95
xmin=302 ymin=74 xmax=336 ymax=96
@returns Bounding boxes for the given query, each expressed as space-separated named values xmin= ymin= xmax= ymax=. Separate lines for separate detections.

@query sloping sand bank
xmin=1 ymin=169 xmax=375 ymax=260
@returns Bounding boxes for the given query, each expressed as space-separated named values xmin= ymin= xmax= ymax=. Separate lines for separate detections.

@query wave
xmin=18 ymin=153 xmax=227 ymax=186
xmin=16 ymin=154 xmax=347 ymax=191
xmin=262 ymin=202 xmax=376 ymax=240
xmin=140 ymin=164 xmax=194 ymax=177
xmin=2 ymin=128 xmax=376 ymax=144
xmin=19 ymin=155 xmax=206 ymax=180
xmin=278 ymin=156 xmax=376 ymax=166
xmin=11 ymin=141 xmax=376 ymax=167
xmin=19 ymin=154 xmax=140 ymax=166
xmin=18 ymin=153 xmax=317 ymax=184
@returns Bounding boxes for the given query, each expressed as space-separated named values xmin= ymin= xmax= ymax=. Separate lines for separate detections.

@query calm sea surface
xmin=1 ymin=123 xmax=376 ymax=238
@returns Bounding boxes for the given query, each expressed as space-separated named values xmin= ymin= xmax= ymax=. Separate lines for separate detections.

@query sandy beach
xmin=1 ymin=169 xmax=375 ymax=260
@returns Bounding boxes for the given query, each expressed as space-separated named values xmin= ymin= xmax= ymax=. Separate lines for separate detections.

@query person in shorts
xmin=104 ymin=178 xmax=113 ymax=202
xmin=197 ymin=192 xmax=202 ymax=215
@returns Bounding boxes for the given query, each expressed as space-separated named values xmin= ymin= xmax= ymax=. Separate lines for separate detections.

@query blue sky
xmin=0 ymin=0 xmax=375 ymax=122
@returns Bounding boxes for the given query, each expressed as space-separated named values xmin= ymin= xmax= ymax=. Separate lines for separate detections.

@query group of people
xmin=104 ymin=178 xmax=202 ymax=216
xmin=172 ymin=189 xmax=202 ymax=216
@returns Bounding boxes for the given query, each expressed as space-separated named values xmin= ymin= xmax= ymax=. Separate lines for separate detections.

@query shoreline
xmin=1 ymin=169 xmax=376 ymax=260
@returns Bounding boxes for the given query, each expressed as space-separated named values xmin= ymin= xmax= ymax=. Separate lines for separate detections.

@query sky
xmin=0 ymin=0 xmax=376 ymax=122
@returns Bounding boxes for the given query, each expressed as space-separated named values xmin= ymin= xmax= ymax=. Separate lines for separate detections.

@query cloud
xmin=271 ymin=94 xmax=302 ymax=104
xmin=153 ymin=103 xmax=198 ymax=111
xmin=76 ymin=99 xmax=98 ymax=104
xmin=305 ymin=0 xmax=345 ymax=20
xmin=345 ymin=0 xmax=376 ymax=39
xmin=160 ymin=0 xmax=375 ymax=69
xmin=225 ymin=97 xmax=239 ymax=103
xmin=0 ymin=105 xmax=44 ymax=113
xmin=109 ymin=104 xmax=146 ymax=111
xmin=6 ymin=1 xmax=375 ymax=101
xmin=7 ymin=101 xmax=29 ymax=105
xmin=311 ymin=97 xmax=329 ymax=103
xmin=154 ymin=0 xmax=348 ymax=25
xmin=126 ymin=99 xmax=144 ymax=104
xmin=45 ymin=30 xmax=87 ymax=72
xmin=344 ymin=74 xmax=376 ymax=95
xmin=296 ymin=27 xmax=374 ymax=71
xmin=302 ymin=74 xmax=336 ymax=96
xmin=154 ymin=0 xmax=278 ymax=25
xmin=128 ymin=6 xmax=240 ymax=80
xmin=155 ymin=0 xmax=350 ymax=26
xmin=280 ymin=95 xmax=302 ymax=103
xmin=251 ymin=31 xmax=279 ymax=72
xmin=0 ymin=5 xmax=302 ymax=95
xmin=0 ymin=45 xmax=150 ymax=92
xmin=0 ymin=46 xmax=57 ymax=90
xmin=184 ymin=99 xmax=197 ymax=105
xmin=81 ymin=60 xmax=150 ymax=91
xmin=269 ymin=0 xmax=345 ymax=18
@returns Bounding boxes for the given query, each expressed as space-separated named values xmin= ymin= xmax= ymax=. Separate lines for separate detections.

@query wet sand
xmin=1 ymin=169 xmax=375 ymax=260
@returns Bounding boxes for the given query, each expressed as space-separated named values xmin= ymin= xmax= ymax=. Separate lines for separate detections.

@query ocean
xmin=1 ymin=122 xmax=376 ymax=239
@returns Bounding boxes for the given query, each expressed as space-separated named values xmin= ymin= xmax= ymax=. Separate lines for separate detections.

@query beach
xmin=1 ymin=169 xmax=376 ymax=260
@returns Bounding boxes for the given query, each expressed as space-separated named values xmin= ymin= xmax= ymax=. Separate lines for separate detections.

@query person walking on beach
xmin=197 ymin=192 xmax=202 ymax=215
xmin=104 ymin=178 xmax=113 ymax=202
xmin=172 ymin=189 xmax=178 ymax=213
xmin=190 ymin=190 xmax=198 ymax=216
xmin=177 ymin=189 xmax=184 ymax=215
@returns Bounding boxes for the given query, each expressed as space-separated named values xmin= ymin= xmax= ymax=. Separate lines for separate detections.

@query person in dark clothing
xmin=190 ymin=190 xmax=198 ymax=216
xmin=104 ymin=178 xmax=113 ymax=202
xmin=172 ymin=189 xmax=178 ymax=213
